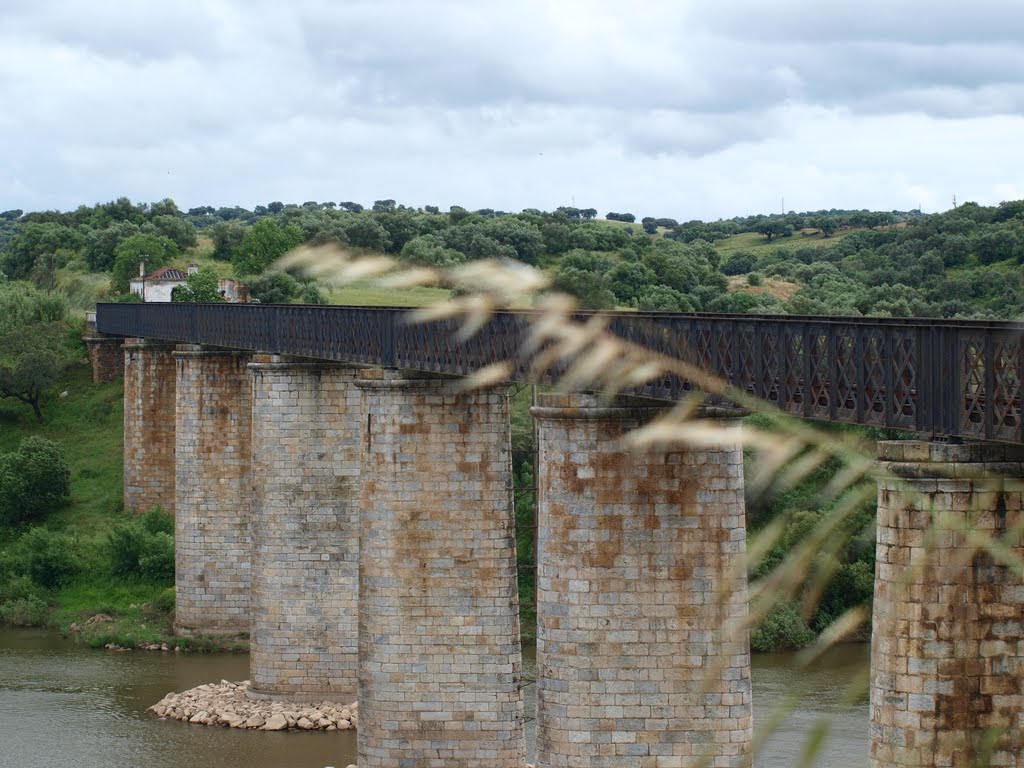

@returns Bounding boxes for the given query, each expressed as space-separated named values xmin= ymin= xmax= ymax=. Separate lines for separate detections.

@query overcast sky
xmin=2 ymin=0 xmax=1023 ymax=220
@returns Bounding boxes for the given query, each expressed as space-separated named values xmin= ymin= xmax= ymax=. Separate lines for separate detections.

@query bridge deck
xmin=96 ymin=303 xmax=1024 ymax=444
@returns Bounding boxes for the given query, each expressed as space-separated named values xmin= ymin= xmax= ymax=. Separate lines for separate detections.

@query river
xmin=0 ymin=627 xmax=868 ymax=767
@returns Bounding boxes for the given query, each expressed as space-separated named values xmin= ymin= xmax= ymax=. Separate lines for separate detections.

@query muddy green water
xmin=0 ymin=628 xmax=868 ymax=767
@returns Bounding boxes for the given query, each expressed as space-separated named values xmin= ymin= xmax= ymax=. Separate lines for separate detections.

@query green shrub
xmin=0 ymin=437 xmax=71 ymax=525
xmin=0 ymin=594 xmax=49 ymax=626
xmin=153 ymin=587 xmax=175 ymax=614
xmin=747 ymin=272 xmax=764 ymax=286
xmin=299 ymin=282 xmax=327 ymax=305
xmin=107 ymin=515 xmax=175 ymax=582
xmin=141 ymin=506 xmax=174 ymax=536
xmin=751 ymin=599 xmax=816 ymax=652
xmin=13 ymin=527 xmax=81 ymax=588
xmin=0 ymin=573 xmax=48 ymax=604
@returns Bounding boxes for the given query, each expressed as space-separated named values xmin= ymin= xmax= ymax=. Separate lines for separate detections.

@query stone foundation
xmin=84 ymin=334 xmax=125 ymax=384
xmin=123 ymin=338 xmax=177 ymax=515
xmin=532 ymin=394 xmax=752 ymax=768
xmin=871 ymin=441 xmax=1024 ymax=768
xmin=150 ymin=680 xmax=357 ymax=731
xmin=248 ymin=357 xmax=361 ymax=702
xmin=356 ymin=370 xmax=525 ymax=768
xmin=173 ymin=345 xmax=252 ymax=636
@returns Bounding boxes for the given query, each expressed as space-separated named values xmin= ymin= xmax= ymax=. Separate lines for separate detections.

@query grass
xmin=0 ymin=363 xmax=124 ymax=529
xmin=714 ymin=227 xmax=858 ymax=255
xmin=0 ymin=358 xmax=245 ymax=652
xmin=727 ymin=275 xmax=800 ymax=302
xmin=327 ymin=280 xmax=453 ymax=307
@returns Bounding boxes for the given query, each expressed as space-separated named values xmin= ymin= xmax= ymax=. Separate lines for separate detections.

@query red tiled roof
xmin=140 ymin=267 xmax=188 ymax=281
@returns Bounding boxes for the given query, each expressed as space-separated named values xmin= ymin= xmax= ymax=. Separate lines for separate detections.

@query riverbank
xmin=59 ymin=603 xmax=249 ymax=653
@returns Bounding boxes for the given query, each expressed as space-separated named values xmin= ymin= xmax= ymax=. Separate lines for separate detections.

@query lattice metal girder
xmin=95 ymin=303 xmax=1024 ymax=444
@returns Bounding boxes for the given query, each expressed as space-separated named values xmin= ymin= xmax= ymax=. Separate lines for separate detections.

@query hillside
xmin=3 ymin=197 xmax=1021 ymax=318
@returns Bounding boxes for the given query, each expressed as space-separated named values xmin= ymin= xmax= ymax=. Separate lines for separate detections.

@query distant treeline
xmin=2 ymin=197 xmax=1023 ymax=318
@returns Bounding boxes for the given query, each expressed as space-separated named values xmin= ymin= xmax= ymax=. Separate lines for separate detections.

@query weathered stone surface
xmin=123 ymin=339 xmax=177 ymax=515
xmin=356 ymin=369 xmax=525 ymax=768
xmin=248 ymin=358 xmax=361 ymax=702
xmin=84 ymin=334 xmax=125 ymax=384
xmin=173 ymin=345 xmax=252 ymax=636
xmin=532 ymin=394 xmax=752 ymax=768
xmin=871 ymin=441 xmax=1024 ymax=768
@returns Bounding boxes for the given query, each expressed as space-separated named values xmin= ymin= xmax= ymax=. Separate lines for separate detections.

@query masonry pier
xmin=355 ymin=370 xmax=525 ymax=768
xmin=871 ymin=441 xmax=1024 ymax=768
xmin=532 ymin=394 xmax=753 ymax=768
xmin=123 ymin=339 xmax=177 ymax=515
xmin=84 ymin=333 xmax=125 ymax=385
xmin=247 ymin=357 xmax=361 ymax=701
xmin=173 ymin=345 xmax=253 ymax=637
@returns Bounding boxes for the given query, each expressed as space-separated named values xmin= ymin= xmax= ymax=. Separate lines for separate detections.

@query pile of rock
xmin=148 ymin=680 xmax=357 ymax=732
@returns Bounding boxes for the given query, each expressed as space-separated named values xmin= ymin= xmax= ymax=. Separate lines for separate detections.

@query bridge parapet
xmin=97 ymin=303 xmax=1024 ymax=444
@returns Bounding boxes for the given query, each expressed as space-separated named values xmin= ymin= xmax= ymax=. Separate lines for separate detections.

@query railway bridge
xmin=91 ymin=303 xmax=1024 ymax=768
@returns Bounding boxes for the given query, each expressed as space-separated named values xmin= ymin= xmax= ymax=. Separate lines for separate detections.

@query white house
xmin=128 ymin=262 xmax=248 ymax=302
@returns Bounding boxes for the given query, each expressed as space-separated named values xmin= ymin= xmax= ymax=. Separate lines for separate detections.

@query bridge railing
xmin=96 ymin=303 xmax=1024 ymax=444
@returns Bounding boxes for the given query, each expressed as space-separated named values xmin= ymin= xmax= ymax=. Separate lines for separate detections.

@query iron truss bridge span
xmin=96 ymin=303 xmax=1024 ymax=444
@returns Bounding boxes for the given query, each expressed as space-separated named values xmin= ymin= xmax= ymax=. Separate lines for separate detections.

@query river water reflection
xmin=0 ymin=628 xmax=868 ymax=767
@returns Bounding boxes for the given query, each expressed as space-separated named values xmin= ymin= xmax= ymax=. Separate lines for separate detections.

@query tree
xmin=552 ymin=265 xmax=616 ymax=310
xmin=148 ymin=198 xmax=181 ymax=218
xmin=2 ymin=222 xmax=82 ymax=280
xmin=0 ymin=321 xmax=70 ymax=422
xmin=0 ymin=437 xmax=71 ymax=525
xmin=607 ymin=261 xmax=658 ymax=304
xmin=485 ymin=217 xmax=545 ymax=265
xmin=401 ymin=235 xmax=466 ymax=268
xmin=373 ymin=209 xmax=419 ymax=253
xmin=83 ymin=221 xmax=141 ymax=271
xmin=757 ymin=218 xmax=792 ymax=242
xmin=344 ymin=217 xmax=392 ymax=252
xmin=110 ymin=234 xmax=180 ymax=294
xmin=232 ymin=219 xmax=305 ymax=275
xmin=210 ymin=220 xmax=246 ymax=261
xmin=637 ymin=285 xmax=694 ymax=312
xmin=722 ymin=251 xmax=756 ymax=276
xmin=148 ymin=214 xmax=197 ymax=250
xmin=818 ymin=217 xmax=839 ymax=237
xmin=171 ymin=266 xmax=225 ymax=303
xmin=372 ymin=199 xmax=397 ymax=212
xmin=247 ymin=270 xmax=299 ymax=304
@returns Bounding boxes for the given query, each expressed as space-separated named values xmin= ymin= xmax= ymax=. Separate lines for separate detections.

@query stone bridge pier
xmin=123 ymin=339 xmax=177 ymax=514
xmin=871 ymin=441 xmax=1024 ymax=768
xmin=173 ymin=345 xmax=253 ymax=637
xmin=532 ymin=394 xmax=753 ymax=768
xmin=355 ymin=369 xmax=525 ymax=768
xmin=247 ymin=356 xmax=361 ymax=702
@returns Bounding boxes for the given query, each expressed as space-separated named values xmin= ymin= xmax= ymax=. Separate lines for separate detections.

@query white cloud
xmin=0 ymin=0 xmax=1022 ymax=218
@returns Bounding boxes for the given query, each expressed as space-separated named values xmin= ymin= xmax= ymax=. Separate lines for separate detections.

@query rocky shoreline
xmin=148 ymin=680 xmax=357 ymax=732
